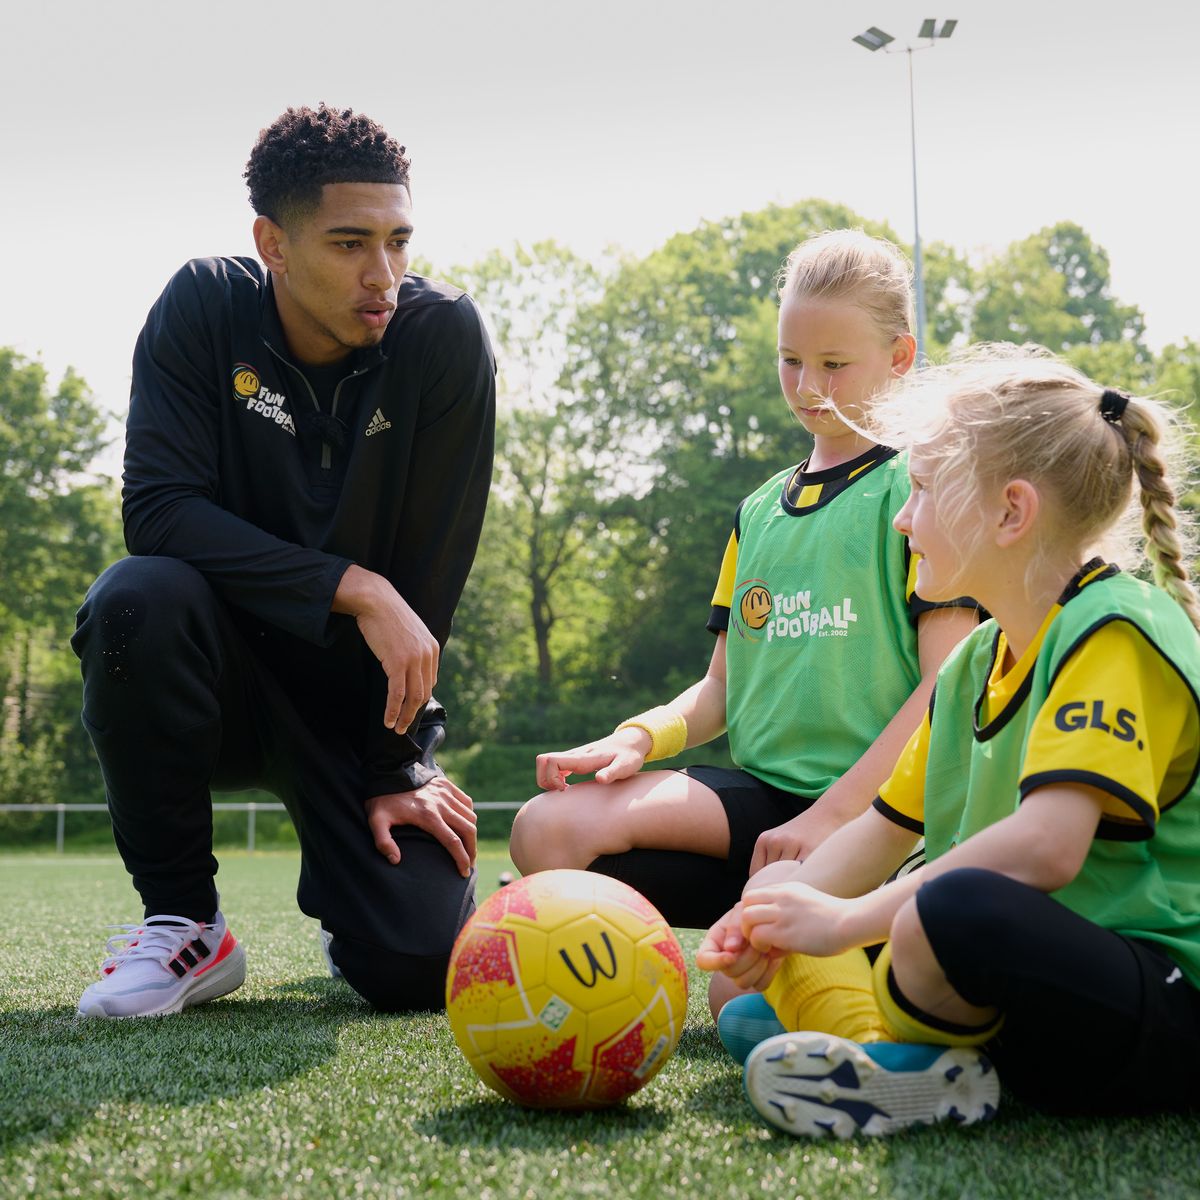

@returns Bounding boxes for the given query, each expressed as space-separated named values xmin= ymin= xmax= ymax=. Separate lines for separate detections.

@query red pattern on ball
xmin=592 ymin=1022 xmax=648 ymax=1104
xmin=492 ymin=1036 xmax=585 ymax=1106
xmin=652 ymin=937 xmax=687 ymax=979
xmin=449 ymin=930 xmax=516 ymax=1002
xmin=478 ymin=879 xmax=539 ymax=922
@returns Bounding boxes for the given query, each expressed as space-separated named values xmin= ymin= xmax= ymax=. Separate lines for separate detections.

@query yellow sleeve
xmin=1019 ymin=621 xmax=1200 ymax=837
xmin=873 ymin=709 xmax=932 ymax=833
xmin=710 ymin=529 xmax=739 ymax=611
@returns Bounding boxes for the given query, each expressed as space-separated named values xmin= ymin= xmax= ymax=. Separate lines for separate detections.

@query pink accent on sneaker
xmin=195 ymin=928 xmax=238 ymax=977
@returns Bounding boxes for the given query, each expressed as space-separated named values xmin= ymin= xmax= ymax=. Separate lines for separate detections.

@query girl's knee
xmin=510 ymin=784 xmax=624 ymax=873
xmin=889 ymin=893 xmax=929 ymax=960
xmin=509 ymin=792 xmax=575 ymax=872
xmin=914 ymin=868 xmax=1024 ymax=963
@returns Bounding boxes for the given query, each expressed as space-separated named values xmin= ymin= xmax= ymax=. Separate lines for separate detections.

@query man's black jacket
xmin=123 ymin=255 xmax=496 ymax=795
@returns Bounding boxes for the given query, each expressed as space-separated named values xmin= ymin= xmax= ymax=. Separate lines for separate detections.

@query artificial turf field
xmin=2 ymin=846 xmax=1199 ymax=1200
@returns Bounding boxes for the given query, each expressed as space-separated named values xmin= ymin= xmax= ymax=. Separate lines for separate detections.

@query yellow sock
xmin=871 ymin=941 xmax=1003 ymax=1047
xmin=763 ymin=949 xmax=892 ymax=1044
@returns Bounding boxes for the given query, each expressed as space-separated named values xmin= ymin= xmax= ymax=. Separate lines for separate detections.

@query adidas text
xmin=365 ymin=408 xmax=392 ymax=437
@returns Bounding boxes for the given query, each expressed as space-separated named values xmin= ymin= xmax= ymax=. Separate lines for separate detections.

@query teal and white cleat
xmin=744 ymin=1032 xmax=1000 ymax=1138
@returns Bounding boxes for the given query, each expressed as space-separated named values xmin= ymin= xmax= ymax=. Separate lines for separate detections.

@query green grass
xmin=2 ymin=848 xmax=1198 ymax=1200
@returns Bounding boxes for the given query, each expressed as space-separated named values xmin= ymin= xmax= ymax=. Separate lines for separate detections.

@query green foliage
xmin=1155 ymin=340 xmax=1200 ymax=425
xmin=0 ymin=351 xmax=114 ymax=634
xmin=438 ymin=243 xmax=632 ymax=718
xmin=1064 ymin=340 xmax=1157 ymax=396
xmin=0 ymin=736 xmax=59 ymax=819
xmin=436 ymin=497 xmax=531 ymax=742
xmin=972 ymin=222 xmax=1147 ymax=351
xmin=922 ymin=241 xmax=975 ymax=354
xmin=0 ymin=352 xmax=121 ymax=812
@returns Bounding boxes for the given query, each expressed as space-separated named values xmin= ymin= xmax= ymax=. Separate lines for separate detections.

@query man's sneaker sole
xmin=319 ymin=926 xmax=344 ymax=980
xmin=77 ymin=941 xmax=246 ymax=1018
xmin=744 ymin=1032 xmax=1000 ymax=1139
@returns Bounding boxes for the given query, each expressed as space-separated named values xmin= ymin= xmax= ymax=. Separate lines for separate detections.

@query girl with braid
xmin=697 ymin=344 xmax=1200 ymax=1138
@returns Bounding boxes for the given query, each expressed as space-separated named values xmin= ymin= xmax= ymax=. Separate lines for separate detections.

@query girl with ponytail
xmin=697 ymin=344 xmax=1200 ymax=1138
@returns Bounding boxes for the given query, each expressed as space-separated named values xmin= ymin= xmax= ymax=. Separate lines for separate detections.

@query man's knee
xmin=330 ymin=936 xmax=453 ymax=1013
xmin=74 ymin=556 xmax=215 ymax=677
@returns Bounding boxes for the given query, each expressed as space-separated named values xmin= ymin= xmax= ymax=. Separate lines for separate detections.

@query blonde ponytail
xmin=869 ymin=344 xmax=1200 ymax=626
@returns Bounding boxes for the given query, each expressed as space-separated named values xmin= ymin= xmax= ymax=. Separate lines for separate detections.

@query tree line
xmin=3 ymin=200 xmax=1198 ymax=817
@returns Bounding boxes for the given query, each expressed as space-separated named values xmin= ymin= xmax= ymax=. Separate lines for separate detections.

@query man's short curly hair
xmin=244 ymin=103 xmax=411 ymax=228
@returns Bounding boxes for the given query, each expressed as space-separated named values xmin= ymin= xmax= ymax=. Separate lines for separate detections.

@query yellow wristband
xmin=615 ymin=707 xmax=688 ymax=762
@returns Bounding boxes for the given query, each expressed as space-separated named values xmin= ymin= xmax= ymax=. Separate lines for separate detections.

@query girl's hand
xmin=741 ymin=881 xmax=853 ymax=958
xmin=695 ymin=902 xmax=746 ymax=972
xmin=695 ymin=903 xmax=783 ymax=991
xmin=534 ymin=727 xmax=650 ymax=791
xmin=749 ymin=805 xmax=851 ymax=874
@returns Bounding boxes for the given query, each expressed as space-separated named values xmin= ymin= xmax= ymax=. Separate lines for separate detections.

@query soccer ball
xmin=445 ymin=869 xmax=689 ymax=1108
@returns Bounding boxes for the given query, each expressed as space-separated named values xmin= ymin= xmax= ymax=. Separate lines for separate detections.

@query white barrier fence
xmin=0 ymin=800 xmax=522 ymax=854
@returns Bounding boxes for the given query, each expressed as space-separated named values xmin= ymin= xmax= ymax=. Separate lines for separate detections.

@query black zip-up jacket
xmin=123 ymin=256 xmax=496 ymax=796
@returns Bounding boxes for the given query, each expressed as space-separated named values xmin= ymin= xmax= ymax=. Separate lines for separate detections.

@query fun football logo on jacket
xmin=231 ymin=363 xmax=296 ymax=436
xmin=732 ymin=576 xmax=858 ymax=643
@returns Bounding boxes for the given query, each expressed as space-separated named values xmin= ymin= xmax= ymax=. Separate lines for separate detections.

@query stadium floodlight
xmin=919 ymin=18 xmax=957 ymax=39
xmin=851 ymin=19 xmax=961 ymax=364
xmin=852 ymin=26 xmax=895 ymax=51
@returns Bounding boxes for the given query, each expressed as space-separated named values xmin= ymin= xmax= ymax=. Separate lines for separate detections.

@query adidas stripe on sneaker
xmin=77 ymin=913 xmax=245 ymax=1018
xmin=744 ymin=1031 xmax=1000 ymax=1139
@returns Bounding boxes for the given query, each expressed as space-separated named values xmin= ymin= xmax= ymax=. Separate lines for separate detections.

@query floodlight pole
xmin=853 ymin=20 xmax=958 ymax=364
xmin=906 ymin=46 xmax=927 ymax=365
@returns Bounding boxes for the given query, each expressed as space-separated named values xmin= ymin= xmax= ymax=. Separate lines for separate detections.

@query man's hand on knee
xmin=365 ymin=779 xmax=477 ymax=877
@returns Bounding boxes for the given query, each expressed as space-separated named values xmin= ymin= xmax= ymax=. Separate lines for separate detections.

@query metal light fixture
xmin=852 ymin=26 xmax=894 ymax=51
xmin=918 ymin=18 xmax=956 ymax=39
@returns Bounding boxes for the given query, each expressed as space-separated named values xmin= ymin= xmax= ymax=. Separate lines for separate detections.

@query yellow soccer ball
xmin=446 ymin=868 xmax=689 ymax=1108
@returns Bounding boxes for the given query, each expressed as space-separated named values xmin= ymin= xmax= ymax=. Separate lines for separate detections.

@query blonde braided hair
xmin=1117 ymin=398 xmax=1200 ymax=629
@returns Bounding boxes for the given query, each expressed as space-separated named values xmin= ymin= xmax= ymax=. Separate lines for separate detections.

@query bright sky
xmin=3 ymin=0 xmax=1196 ymax=472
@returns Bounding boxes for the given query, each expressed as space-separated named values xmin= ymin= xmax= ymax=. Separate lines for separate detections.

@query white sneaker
xmin=319 ymin=926 xmax=344 ymax=980
xmin=77 ymin=913 xmax=245 ymax=1018
xmin=744 ymin=1032 xmax=1000 ymax=1138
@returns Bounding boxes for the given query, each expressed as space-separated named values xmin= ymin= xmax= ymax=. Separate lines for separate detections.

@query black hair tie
xmin=1099 ymin=389 xmax=1129 ymax=424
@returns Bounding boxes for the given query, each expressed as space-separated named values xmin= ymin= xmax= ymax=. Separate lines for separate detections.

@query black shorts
xmin=679 ymin=764 xmax=814 ymax=879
